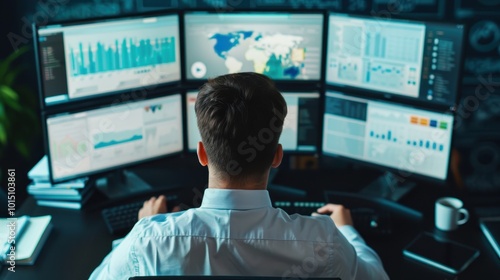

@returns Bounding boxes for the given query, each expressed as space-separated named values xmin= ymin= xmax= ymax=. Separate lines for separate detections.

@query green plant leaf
xmin=14 ymin=140 xmax=29 ymax=158
xmin=0 ymin=85 xmax=21 ymax=111
xmin=0 ymin=85 xmax=19 ymax=100
xmin=0 ymin=46 xmax=37 ymax=161
xmin=0 ymin=122 xmax=6 ymax=145
xmin=0 ymin=46 xmax=28 ymax=80
xmin=13 ymin=85 xmax=38 ymax=108
xmin=0 ymin=101 xmax=4 ymax=118
xmin=4 ymin=65 xmax=25 ymax=87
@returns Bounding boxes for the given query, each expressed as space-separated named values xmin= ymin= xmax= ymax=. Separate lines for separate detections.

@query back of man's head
xmin=195 ymin=72 xmax=287 ymax=182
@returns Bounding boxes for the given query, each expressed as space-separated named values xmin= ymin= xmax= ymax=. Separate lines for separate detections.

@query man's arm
xmin=89 ymin=228 xmax=139 ymax=280
xmin=90 ymin=195 xmax=171 ymax=279
xmin=138 ymin=195 xmax=168 ymax=219
xmin=317 ymin=204 xmax=390 ymax=280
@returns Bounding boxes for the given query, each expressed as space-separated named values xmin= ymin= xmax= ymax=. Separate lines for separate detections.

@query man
xmin=90 ymin=73 xmax=389 ymax=279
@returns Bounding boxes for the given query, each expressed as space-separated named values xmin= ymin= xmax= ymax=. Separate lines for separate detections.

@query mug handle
xmin=457 ymin=208 xmax=469 ymax=225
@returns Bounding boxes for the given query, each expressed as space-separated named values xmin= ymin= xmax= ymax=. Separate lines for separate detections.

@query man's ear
xmin=197 ymin=141 xmax=208 ymax=166
xmin=271 ymin=144 xmax=283 ymax=168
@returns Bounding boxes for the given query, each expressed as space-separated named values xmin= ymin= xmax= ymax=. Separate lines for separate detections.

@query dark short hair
xmin=195 ymin=73 xmax=287 ymax=180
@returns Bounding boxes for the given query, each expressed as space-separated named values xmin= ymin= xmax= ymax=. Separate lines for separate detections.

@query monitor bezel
xmin=181 ymin=9 xmax=326 ymax=86
xmin=320 ymin=90 xmax=457 ymax=185
xmin=43 ymin=89 xmax=184 ymax=184
xmin=33 ymin=10 xmax=183 ymax=110
xmin=325 ymin=12 xmax=467 ymax=112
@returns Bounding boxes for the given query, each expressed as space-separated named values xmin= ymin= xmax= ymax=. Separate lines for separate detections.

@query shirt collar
xmin=200 ymin=188 xmax=272 ymax=210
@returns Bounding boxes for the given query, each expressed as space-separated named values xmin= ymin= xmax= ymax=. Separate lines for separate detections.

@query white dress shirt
xmin=90 ymin=189 xmax=389 ymax=279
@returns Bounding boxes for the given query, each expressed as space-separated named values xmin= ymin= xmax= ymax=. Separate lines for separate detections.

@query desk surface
xmin=2 ymin=167 xmax=500 ymax=280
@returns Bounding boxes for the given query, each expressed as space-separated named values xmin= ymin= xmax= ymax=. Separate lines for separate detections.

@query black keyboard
xmin=102 ymin=194 xmax=179 ymax=235
xmin=273 ymin=200 xmax=393 ymax=235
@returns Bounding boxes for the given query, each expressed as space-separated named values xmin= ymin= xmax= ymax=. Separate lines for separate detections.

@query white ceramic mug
xmin=435 ymin=197 xmax=469 ymax=231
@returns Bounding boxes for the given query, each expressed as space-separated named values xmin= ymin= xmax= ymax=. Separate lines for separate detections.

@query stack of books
xmin=27 ymin=156 xmax=94 ymax=209
xmin=0 ymin=215 xmax=53 ymax=265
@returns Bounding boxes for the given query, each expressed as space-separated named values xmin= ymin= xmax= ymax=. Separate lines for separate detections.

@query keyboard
xmin=101 ymin=193 xmax=179 ymax=235
xmin=273 ymin=200 xmax=393 ymax=235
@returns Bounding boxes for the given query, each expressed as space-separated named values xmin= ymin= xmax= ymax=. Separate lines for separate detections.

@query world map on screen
xmin=209 ymin=30 xmax=306 ymax=79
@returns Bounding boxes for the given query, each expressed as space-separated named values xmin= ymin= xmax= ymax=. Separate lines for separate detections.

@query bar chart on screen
xmin=326 ymin=15 xmax=425 ymax=98
xmin=62 ymin=17 xmax=180 ymax=99
xmin=68 ymin=37 xmax=176 ymax=76
xmin=46 ymin=95 xmax=183 ymax=181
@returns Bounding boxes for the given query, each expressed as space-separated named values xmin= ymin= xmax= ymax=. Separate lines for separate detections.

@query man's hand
xmin=138 ymin=195 xmax=168 ymax=220
xmin=316 ymin=203 xmax=353 ymax=227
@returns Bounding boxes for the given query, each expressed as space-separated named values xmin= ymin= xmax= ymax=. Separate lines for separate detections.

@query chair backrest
xmin=130 ymin=277 xmax=340 ymax=280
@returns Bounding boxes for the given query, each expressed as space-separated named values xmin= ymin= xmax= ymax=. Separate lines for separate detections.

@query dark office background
xmin=1 ymin=0 xmax=500 ymax=208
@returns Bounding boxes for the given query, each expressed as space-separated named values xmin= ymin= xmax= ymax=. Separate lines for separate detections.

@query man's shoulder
xmin=130 ymin=208 xmax=337 ymax=242
xmin=261 ymin=208 xmax=338 ymax=242
xmin=132 ymin=210 xmax=193 ymax=237
xmin=273 ymin=207 xmax=333 ymax=225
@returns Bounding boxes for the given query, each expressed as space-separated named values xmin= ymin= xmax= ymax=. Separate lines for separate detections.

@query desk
xmin=362 ymin=184 xmax=500 ymax=280
xmin=2 ymin=168 xmax=500 ymax=280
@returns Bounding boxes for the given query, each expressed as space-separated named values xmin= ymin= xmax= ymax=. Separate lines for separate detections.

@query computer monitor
xmin=186 ymin=91 xmax=320 ymax=153
xmin=325 ymin=13 xmax=464 ymax=108
xmin=184 ymin=12 xmax=324 ymax=81
xmin=322 ymin=91 xmax=454 ymax=200
xmin=45 ymin=93 xmax=183 ymax=191
xmin=34 ymin=13 xmax=181 ymax=107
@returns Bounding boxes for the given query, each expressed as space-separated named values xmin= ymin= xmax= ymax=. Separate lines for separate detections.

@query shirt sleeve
xmin=88 ymin=226 xmax=140 ymax=280
xmin=337 ymin=225 xmax=390 ymax=280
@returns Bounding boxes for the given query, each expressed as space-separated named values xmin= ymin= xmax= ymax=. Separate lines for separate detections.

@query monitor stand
xmin=358 ymin=171 xmax=416 ymax=201
xmin=95 ymin=169 xmax=153 ymax=200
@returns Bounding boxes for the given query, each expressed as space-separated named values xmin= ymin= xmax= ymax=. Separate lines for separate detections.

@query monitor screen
xmin=184 ymin=12 xmax=324 ymax=81
xmin=35 ymin=14 xmax=181 ymax=106
xmin=326 ymin=14 xmax=464 ymax=107
xmin=46 ymin=94 xmax=183 ymax=182
xmin=187 ymin=91 xmax=320 ymax=153
xmin=322 ymin=91 xmax=454 ymax=181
